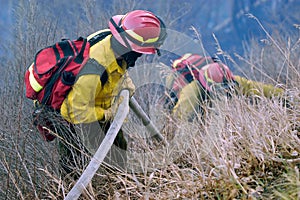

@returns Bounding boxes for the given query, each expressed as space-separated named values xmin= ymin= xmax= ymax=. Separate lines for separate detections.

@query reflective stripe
xmin=29 ymin=64 xmax=43 ymax=92
xmin=126 ymin=30 xmax=159 ymax=44
xmin=172 ymin=53 xmax=192 ymax=68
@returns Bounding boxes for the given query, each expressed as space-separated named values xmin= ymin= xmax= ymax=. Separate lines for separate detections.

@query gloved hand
xmin=121 ymin=74 xmax=136 ymax=97
xmin=112 ymin=73 xmax=135 ymax=100
xmin=104 ymin=95 xmax=124 ymax=121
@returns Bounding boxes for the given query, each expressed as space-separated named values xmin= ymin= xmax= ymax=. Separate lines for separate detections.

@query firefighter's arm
xmin=60 ymin=74 xmax=106 ymax=124
xmin=101 ymin=73 xmax=134 ymax=121
xmin=172 ymin=80 xmax=201 ymax=119
xmin=234 ymin=75 xmax=284 ymax=98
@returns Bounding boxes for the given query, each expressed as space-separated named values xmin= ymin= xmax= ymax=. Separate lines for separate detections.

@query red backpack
xmin=24 ymin=31 xmax=111 ymax=110
xmin=171 ymin=53 xmax=215 ymax=92
xmin=24 ymin=31 xmax=111 ymax=141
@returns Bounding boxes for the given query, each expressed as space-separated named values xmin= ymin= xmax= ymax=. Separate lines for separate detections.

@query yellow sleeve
xmin=234 ymin=75 xmax=284 ymax=98
xmin=172 ymin=80 xmax=201 ymax=119
xmin=60 ymin=74 xmax=105 ymax=124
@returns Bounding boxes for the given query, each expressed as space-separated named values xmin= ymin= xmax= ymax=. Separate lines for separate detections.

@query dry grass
xmin=0 ymin=1 xmax=300 ymax=199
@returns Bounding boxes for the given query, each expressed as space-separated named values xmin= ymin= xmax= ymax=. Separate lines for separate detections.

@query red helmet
xmin=109 ymin=10 xmax=167 ymax=54
xmin=198 ymin=62 xmax=236 ymax=92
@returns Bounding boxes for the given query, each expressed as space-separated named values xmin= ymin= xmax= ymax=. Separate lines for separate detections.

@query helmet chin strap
xmin=111 ymin=36 xmax=131 ymax=58
xmin=111 ymin=37 xmax=142 ymax=68
xmin=110 ymin=18 xmax=132 ymax=51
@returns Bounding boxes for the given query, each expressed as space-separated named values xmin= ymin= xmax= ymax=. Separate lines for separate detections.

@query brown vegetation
xmin=0 ymin=1 xmax=299 ymax=199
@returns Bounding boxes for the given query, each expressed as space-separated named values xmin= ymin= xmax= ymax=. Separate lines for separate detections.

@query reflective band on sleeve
xmin=29 ymin=64 xmax=43 ymax=92
xmin=126 ymin=30 xmax=159 ymax=44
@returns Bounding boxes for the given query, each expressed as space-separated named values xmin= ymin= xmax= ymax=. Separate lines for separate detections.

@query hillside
xmin=0 ymin=0 xmax=299 ymax=199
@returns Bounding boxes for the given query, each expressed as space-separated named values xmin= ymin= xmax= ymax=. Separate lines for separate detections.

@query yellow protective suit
xmin=60 ymin=29 xmax=135 ymax=124
xmin=172 ymin=75 xmax=284 ymax=119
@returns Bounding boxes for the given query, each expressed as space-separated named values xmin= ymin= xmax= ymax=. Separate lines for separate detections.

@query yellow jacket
xmin=234 ymin=76 xmax=284 ymax=98
xmin=172 ymin=75 xmax=284 ymax=118
xmin=60 ymin=29 xmax=135 ymax=124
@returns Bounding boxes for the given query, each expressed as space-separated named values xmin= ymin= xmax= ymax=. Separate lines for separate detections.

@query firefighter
xmin=159 ymin=52 xmax=285 ymax=120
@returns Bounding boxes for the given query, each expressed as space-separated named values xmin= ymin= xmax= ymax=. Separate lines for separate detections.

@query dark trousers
xmin=57 ymin=120 xmax=127 ymax=177
xmin=32 ymin=105 xmax=127 ymax=177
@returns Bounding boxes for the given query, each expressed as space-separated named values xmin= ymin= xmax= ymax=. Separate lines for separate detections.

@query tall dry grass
xmin=93 ymin=16 xmax=300 ymax=199
xmin=0 ymin=1 xmax=299 ymax=199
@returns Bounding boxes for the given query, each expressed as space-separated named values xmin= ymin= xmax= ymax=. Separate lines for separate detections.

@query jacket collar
xmin=90 ymin=34 xmax=127 ymax=74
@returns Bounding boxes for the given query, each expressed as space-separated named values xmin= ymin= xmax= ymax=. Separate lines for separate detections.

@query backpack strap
xmin=74 ymin=37 xmax=87 ymax=63
xmin=77 ymin=58 xmax=108 ymax=86
xmin=88 ymin=31 xmax=111 ymax=47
